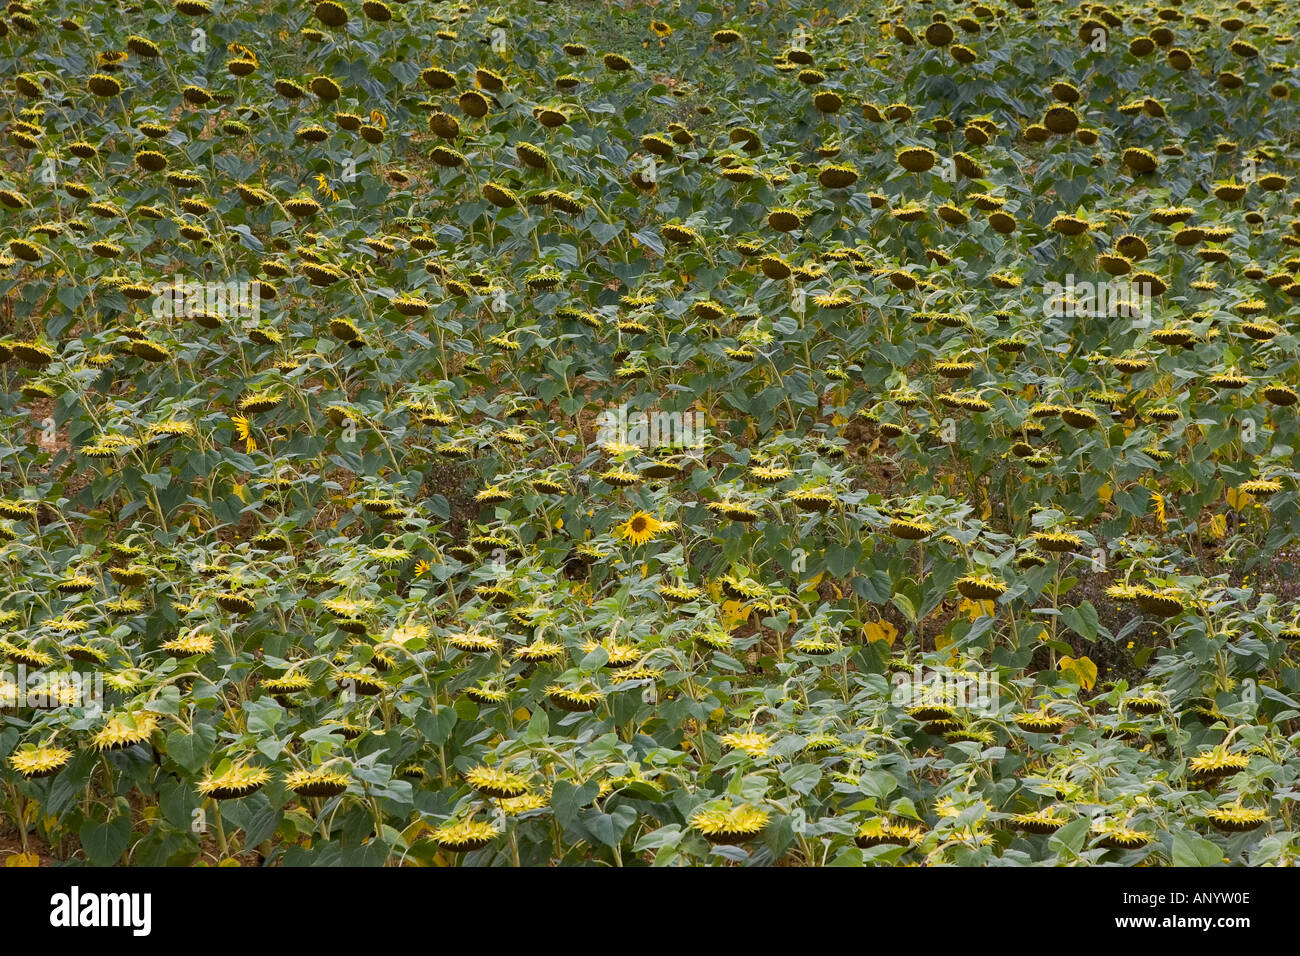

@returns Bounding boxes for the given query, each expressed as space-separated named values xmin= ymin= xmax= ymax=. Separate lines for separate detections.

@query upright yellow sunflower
xmin=616 ymin=511 xmax=675 ymax=546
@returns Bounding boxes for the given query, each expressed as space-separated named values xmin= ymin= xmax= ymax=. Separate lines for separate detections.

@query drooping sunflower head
xmin=691 ymin=804 xmax=769 ymax=844
xmin=1091 ymin=821 xmax=1153 ymax=850
xmin=285 ymin=767 xmax=350 ymax=798
xmin=198 ymin=764 xmax=272 ymax=800
xmin=1013 ymin=710 xmax=1067 ymax=734
xmin=92 ymin=711 xmax=159 ymax=752
xmin=855 ymin=818 xmax=925 ymax=848
xmin=1188 ymin=747 xmax=1250 ymax=782
xmin=432 ymin=818 xmax=497 ymax=853
xmin=9 ymin=745 xmax=73 ymax=779
xmin=162 ymin=630 xmax=216 ymax=657
xmin=896 ymin=146 xmax=937 ymax=173
xmin=465 ymin=765 xmax=531 ymax=799
xmin=955 ymin=575 xmax=1008 ymax=601
xmin=1206 ymin=805 xmax=1269 ymax=833
xmin=545 ymin=684 xmax=605 ymax=712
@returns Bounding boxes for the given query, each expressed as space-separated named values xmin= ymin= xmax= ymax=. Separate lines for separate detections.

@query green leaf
xmin=415 ymin=705 xmax=457 ymax=745
xmin=1061 ymin=601 xmax=1101 ymax=640
xmin=80 ymin=816 xmax=132 ymax=866
xmin=166 ymin=724 xmax=216 ymax=773
xmin=1172 ymin=831 xmax=1223 ymax=867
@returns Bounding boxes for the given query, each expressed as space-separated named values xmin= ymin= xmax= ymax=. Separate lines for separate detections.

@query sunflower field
xmin=3 ymin=0 xmax=1300 ymax=869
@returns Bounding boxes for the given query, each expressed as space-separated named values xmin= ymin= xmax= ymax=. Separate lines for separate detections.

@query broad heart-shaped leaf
xmin=414 ymin=705 xmax=457 ymax=746
xmin=165 ymin=723 xmax=216 ymax=774
xmin=825 ymin=541 xmax=861 ymax=578
xmin=1049 ymin=817 xmax=1092 ymax=858
xmin=577 ymin=804 xmax=638 ymax=848
xmin=242 ymin=805 xmax=284 ymax=849
xmin=781 ymin=763 xmax=823 ymax=795
xmin=1172 ymin=832 xmax=1223 ymax=867
xmin=525 ymin=708 xmax=549 ymax=744
xmin=79 ymin=815 xmax=132 ymax=866
xmin=588 ymin=221 xmax=624 ymax=246
xmin=551 ymin=779 xmax=601 ymax=829
xmin=1060 ymin=601 xmax=1102 ymax=641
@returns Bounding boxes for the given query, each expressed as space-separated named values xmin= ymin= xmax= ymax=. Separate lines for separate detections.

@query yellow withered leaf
xmin=1058 ymin=655 xmax=1098 ymax=691
xmin=863 ymin=620 xmax=898 ymax=645
xmin=721 ymin=599 xmax=749 ymax=629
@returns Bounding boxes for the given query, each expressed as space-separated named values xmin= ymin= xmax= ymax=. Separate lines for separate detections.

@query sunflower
xmin=661 ymin=223 xmax=700 ymax=245
xmin=87 ymin=73 xmax=123 ymax=97
xmin=956 ymin=575 xmax=1007 ymax=601
xmin=448 ymin=630 xmax=501 ymax=653
xmin=501 ymin=793 xmax=549 ymax=816
xmin=238 ymin=390 xmax=281 ymax=415
xmin=720 ymin=732 xmax=771 ymax=758
xmin=855 ymin=818 xmax=924 ymax=848
xmin=465 ymin=765 xmax=530 ymax=799
xmin=215 ymin=592 xmax=255 ymax=615
xmin=285 ymin=768 xmax=350 ymax=798
xmin=695 ymin=623 xmax=735 ymax=651
xmin=102 ymin=671 xmax=145 ymax=694
xmin=513 ymin=640 xmax=565 ymax=664
xmin=896 ymin=146 xmax=937 ymax=173
xmin=432 ymin=818 xmax=497 ymax=853
xmin=199 ymin=765 xmax=271 ymax=800
xmin=1122 ymin=147 xmax=1159 ymax=174
xmin=9 ymin=746 xmax=72 ymax=779
xmin=55 ymin=573 xmax=96 ymax=594
xmin=1031 ymin=531 xmax=1083 ymax=553
xmin=792 ymin=634 xmax=841 ymax=655
xmin=464 ymin=684 xmax=509 ymax=705
xmin=887 ymin=517 xmax=933 ymax=540
xmin=910 ymin=716 xmax=954 ymax=737
xmin=473 ymin=584 xmax=515 ymax=608
xmin=691 ymin=804 xmax=769 ymax=844
xmin=707 ymin=500 xmax=761 ymax=522
xmin=1124 ymin=695 xmax=1165 ymax=716
xmin=1092 ymin=822 xmax=1152 ymax=850
xmin=66 ymin=644 xmax=107 ymax=664
xmin=1188 ymin=748 xmax=1250 ymax=782
xmin=658 ymin=582 xmax=703 ymax=603
xmin=334 ymin=670 xmax=384 ymax=696
xmin=1206 ymin=805 xmax=1269 ymax=833
xmin=578 ymin=639 xmax=640 ymax=669
xmin=1133 ymin=587 xmax=1185 ymax=618
xmin=1264 ymin=384 xmax=1298 ymax=406
xmin=263 ymin=673 xmax=312 ymax=700
xmin=162 ymin=631 xmax=215 ymax=657
xmin=1239 ymin=478 xmax=1283 ymax=498
xmin=818 ymin=164 xmax=859 ymax=189
xmin=1014 ymin=711 xmax=1067 ymax=734
xmin=92 ymin=712 xmax=159 ymax=752
xmin=617 ymin=510 xmax=674 ymax=546
xmin=546 ymin=684 xmax=605 ymax=712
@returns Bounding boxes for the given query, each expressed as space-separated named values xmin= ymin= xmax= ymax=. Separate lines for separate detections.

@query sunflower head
xmin=465 ymin=765 xmax=530 ymax=799
xmin=432 ymin=818 xmax=497 ymax=853
xmin=691 ymin=804 xmax=769 ymax=844
xmin=9 ymin=745 xmax=72 ymax=779
xmin=198 ymin=764 xmax=272 ymax=800
xmin=617 ymin=510 xmax=674 ymax=546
